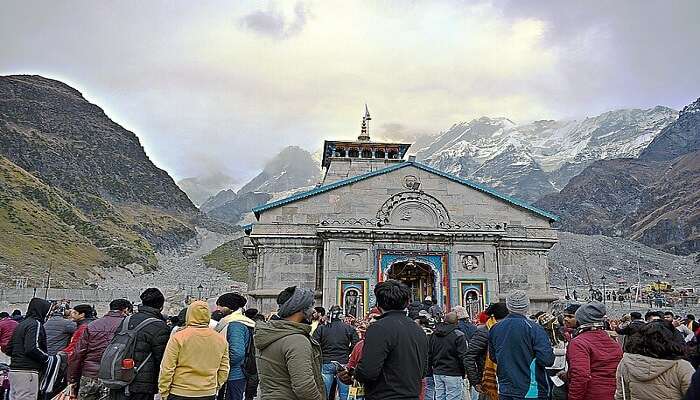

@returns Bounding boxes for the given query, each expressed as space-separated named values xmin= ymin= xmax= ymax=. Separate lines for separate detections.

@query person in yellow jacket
xmin=159 ymin=301 xmax=230 ymax=400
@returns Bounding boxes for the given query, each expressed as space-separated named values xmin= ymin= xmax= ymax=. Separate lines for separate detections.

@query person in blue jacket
xmin=488 ymin=291 xmax=555 ymax=400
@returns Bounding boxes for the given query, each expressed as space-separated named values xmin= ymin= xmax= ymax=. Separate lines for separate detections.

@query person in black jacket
xmin=6 ymin=297 xmax=51 ymax=399
xmin=464 ymin=302 xmax=508 ymax=393
xmin=429 ymin=312 xmax=468 ymax=400
xmin=313 ymin=305 xmax=359 ymax=400
xmin=110 ymin=288 xmax=170 ymax=400
xmin=352 ymin=280 xmax=428 ymax=400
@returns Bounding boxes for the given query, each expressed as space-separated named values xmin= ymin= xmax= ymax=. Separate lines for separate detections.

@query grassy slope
xmin=203 ymin=237 xmax=249 ymax=282
xmin=0 ymin=156 xmax=108 ymax=286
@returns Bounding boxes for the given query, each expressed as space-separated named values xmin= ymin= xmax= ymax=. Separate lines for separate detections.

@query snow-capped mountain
xmin=416 ymin=106 xmax=678 ymax=202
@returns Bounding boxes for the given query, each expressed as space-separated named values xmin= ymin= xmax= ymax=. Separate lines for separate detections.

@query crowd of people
xmin=1 ymin=280 xmax=700 ymax=400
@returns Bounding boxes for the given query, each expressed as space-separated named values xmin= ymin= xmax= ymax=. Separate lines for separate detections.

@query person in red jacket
xmin=63 ymin=304 xmax=96 ymax=357
xmin=566 ymin=302 xmax=622 ymax=400
xmin=68 ymin=299 xmax=132 ymax=399
xmin=0 ymin=312 xmax=19 ymax=356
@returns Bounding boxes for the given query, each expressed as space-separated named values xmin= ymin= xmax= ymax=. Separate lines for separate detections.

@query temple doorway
xmin=387 ymin=260 xmax=436 ymax=302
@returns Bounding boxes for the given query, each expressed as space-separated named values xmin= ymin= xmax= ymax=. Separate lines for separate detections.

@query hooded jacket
xmin=7 ymin=298 xmax=51 ymax=371
xmin=355 ymin=310 xmax=429 ymax=400
xmin=159 ymin=301 xmax=230 ymax=399
xmin=68 ymin=310 xmax=125 ymax=383
xmin=615 ymin=353 xmax=694 ymax=400
xmin=216 ymin=308 xmax=255 ymax=381
xmin=429 ymin=322 xmax=468 ymax=377
xmin=254 ymin=319 xmax=325 ymax=400
xmin=489 ymin=313 xmax=555 ymax=399
xmin=312 ymin=318 xmax=359 ymax=364
xmin=567 ymin=329 xmax=622 ymax=400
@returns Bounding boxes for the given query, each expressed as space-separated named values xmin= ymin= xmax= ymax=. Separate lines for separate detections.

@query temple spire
xmin=358 ymin=104 xmax=371 ymax=142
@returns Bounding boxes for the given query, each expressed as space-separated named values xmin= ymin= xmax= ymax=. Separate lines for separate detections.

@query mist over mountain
xmin=200 ymin=146 xmax=320 ymax=224
xmin=177 ymin=172 xmax=238 ymax=206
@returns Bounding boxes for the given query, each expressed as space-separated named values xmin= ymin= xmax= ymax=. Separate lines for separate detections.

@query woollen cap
xmin=506 ymin=290 xmax=530 ymax=315
xmin=575 ymin=301 xmax=607 ymax=325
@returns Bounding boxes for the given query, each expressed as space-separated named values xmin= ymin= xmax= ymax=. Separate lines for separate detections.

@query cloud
xmin=239 ymin=1 xmax=308 ymax=39
xmin=0 ymin=0 xmax=698 ymax=183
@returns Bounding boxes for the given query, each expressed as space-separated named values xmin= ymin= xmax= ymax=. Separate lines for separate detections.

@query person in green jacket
xmin=254 ymin=286 xmax=325 ymax=400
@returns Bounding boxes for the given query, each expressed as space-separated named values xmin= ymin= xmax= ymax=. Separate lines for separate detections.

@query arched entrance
xmin=387 ymin=260 xmax=436 ymax=302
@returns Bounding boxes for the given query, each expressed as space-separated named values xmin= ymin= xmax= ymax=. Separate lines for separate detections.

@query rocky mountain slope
xmin=202 ymin=146 xmax=320 ymax=224
xmin=537 ymin=98 xmax=700 ymax=255
xmin=0 ymin=75 xmax=202 ymax=284
xmin=549 ymin=232 xmax=699 ymax=289
xmin=416 ymin=107 xmax=678 ymax=202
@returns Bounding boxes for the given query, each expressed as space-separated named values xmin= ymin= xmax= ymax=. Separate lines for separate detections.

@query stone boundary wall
xmin=0 ymin=288 xmax=143 ymax=304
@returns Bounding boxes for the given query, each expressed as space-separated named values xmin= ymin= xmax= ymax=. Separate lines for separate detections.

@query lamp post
xmin=197 ymin=284 xmax=204 ymax=300
xmin=564 ymin=275 xmax=570 ymax=300
xmin=601 ymin=275 xmax=606 ymax=304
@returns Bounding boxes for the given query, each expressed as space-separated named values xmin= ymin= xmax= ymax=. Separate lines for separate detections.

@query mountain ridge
xmin=0 ymin=74 xmax=204 ymax=284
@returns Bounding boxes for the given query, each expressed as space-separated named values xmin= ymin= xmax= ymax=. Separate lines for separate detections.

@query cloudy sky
xmin=1 ymin=1 xmax=699 ymax=186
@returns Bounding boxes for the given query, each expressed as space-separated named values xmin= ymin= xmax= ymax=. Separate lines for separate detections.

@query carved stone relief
xmin=377 ymin=191 xmax=450 ymax=229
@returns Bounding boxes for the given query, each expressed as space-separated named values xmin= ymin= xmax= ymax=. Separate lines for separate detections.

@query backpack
xmin=98 ymin=315 xmax=159 ymax=390
xmin=241 ymin=325 xmax=257 ymax=378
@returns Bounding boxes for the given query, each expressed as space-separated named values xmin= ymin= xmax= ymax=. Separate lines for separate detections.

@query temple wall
xmin=248 ymin=163 xmax=558 ymax=314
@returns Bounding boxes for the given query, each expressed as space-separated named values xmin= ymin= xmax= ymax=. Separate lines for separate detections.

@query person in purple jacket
xmin=68 ymin=299 xmax=132 ymax=399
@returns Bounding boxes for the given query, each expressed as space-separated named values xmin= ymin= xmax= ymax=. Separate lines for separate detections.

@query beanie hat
xmin=575 ymin=301 xmax=606 ymax=325
xmin=506 ymin=290 xmax=530 ymax=315
xmin=216 ymin=293 xmax=247 ymax=311
xmin=563 ymin=303 xmax=581 ymax=315
xmin=486 ymin=302 xmax=509 ymax=320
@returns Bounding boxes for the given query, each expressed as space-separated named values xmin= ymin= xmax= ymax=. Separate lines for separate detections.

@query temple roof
xmin=252 ymin=160 xmax=559 ymax=222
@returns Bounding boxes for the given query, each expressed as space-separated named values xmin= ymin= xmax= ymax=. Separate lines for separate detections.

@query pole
xmin=601 ymin=276 xmax=606 ymax=304
xmin=635 ymin=260 xmax=641 ymax=303
xmin=44 ymin=261 xmax=52 ymax=299
xmin=565 ymin=276 xmax=570 ymax=300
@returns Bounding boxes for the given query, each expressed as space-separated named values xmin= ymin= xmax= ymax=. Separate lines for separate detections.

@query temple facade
xmin=243 ymin=109 xmax=559 ymax=317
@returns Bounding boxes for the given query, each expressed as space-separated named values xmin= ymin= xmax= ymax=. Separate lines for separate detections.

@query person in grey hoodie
xmin=615 ymin=321 xmax=694 ymax=400
xmin=254 ymin=286 xmax=325 ymax=400
xmin=43 ymin=303 xmax=76 ymax=356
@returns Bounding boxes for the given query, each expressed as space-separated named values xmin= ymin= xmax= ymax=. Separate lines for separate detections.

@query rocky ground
xmin=98 ymin=227 xmax=245 ymax=307
xmin=549 ymin=231 xmax=699 ymax=290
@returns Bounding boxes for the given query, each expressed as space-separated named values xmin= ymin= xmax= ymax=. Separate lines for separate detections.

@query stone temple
xmin=243 ymin=108 xmax=558 ymax=317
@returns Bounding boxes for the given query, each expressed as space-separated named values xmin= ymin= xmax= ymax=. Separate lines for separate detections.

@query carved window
xmin=375 ymin=149 xmax=385 ymax=158
xmin=388 ymin=150 xmax=398 ymax=159
xmin=348 ymin=149 xmax=360 ymax=158
xmin=334 ymin=148 xmax=346 ymax=157
xmin=361 ymin=149 xmax=372 ymax=158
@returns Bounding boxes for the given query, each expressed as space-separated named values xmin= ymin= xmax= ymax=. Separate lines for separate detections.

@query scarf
xmin=277 ymin=287 xmax=314 ymax=318
xmin=482 ymin=317 xmax=499 ymax=400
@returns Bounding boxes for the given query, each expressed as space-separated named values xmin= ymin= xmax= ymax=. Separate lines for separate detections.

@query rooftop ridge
xmin=252 ymin=161 xmax=559 ymax=222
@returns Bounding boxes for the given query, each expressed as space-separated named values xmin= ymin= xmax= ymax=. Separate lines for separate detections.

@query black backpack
xmin=243 ymin=325 xmax=257 ymax=377
xmin=98 ymin=315 xmax=159 ymax=389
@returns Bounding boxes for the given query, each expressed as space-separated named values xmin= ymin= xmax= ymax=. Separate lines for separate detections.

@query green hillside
xmin=203 ymin=237 xmax=249 ymax=282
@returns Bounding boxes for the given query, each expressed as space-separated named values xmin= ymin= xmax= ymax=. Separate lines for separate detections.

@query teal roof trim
xmin=252 ymin=161 xmax=559 ymax=222
xmin=409 ymin=162 xmax=559 ymax=222
xmin=242 ymin=223 xmax=253 ymax=235
xmin=252 ymin=162 xmax=409 ymax=218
